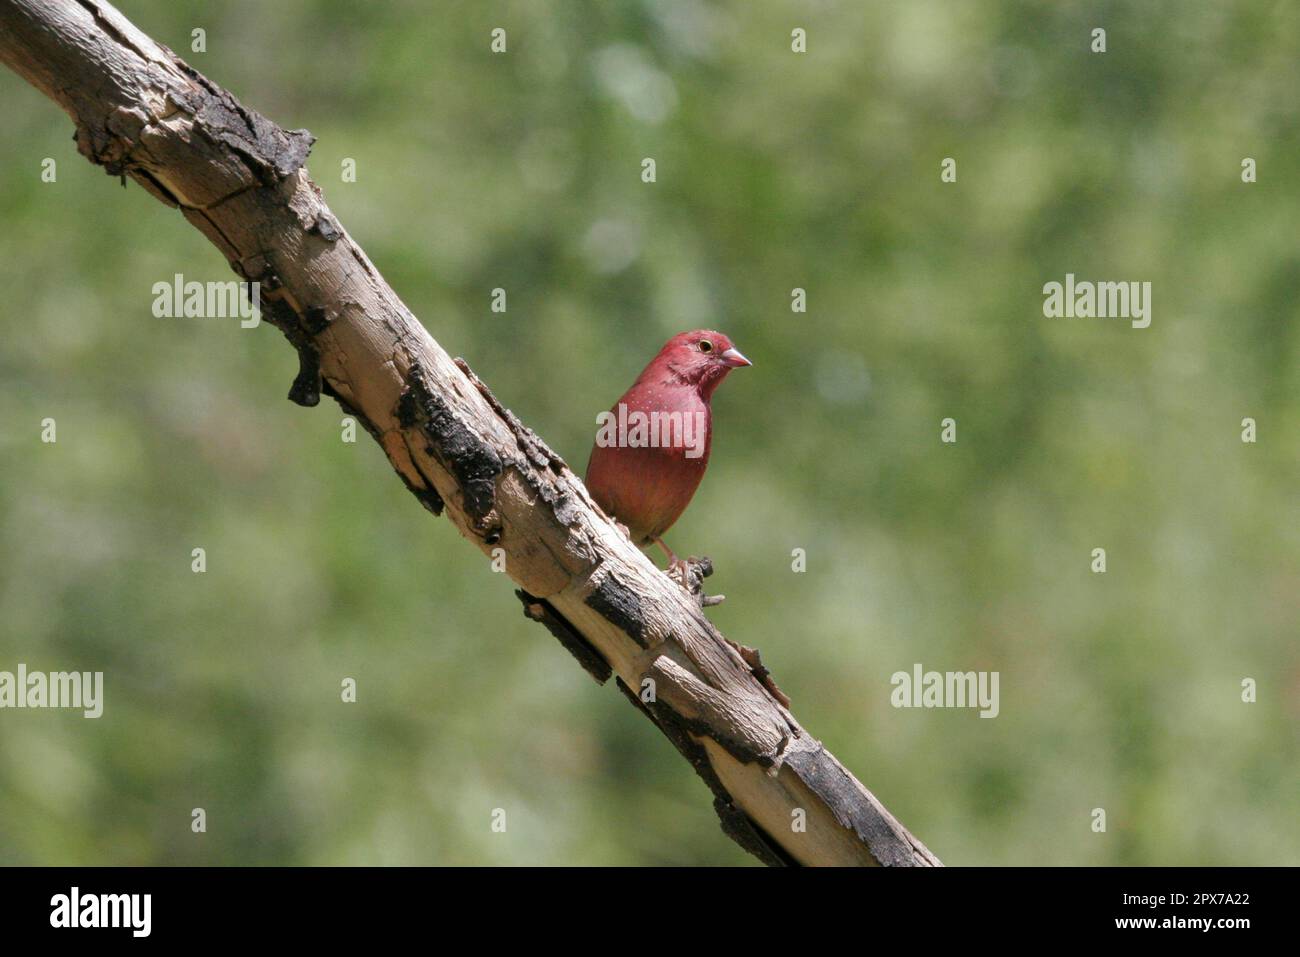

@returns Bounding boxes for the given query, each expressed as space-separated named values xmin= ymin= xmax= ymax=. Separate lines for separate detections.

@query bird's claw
xmin=666 ymin=554 xmax=724 ymax=607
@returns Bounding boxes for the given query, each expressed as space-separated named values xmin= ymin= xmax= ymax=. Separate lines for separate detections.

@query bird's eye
xmin=698 ymin=340 xmax=713 ymax=353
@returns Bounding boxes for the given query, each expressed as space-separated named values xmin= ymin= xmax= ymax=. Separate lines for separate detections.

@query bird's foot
xmin=667 ymin=554 xmax=725 ymax=607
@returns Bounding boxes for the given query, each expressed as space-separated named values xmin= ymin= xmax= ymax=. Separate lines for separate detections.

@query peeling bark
xmin=0 ymin=0 xmax=941 ymax=867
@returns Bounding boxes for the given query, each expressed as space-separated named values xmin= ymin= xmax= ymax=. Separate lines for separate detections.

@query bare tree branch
xmin=0 ymin=0 xmax=941 ymax=866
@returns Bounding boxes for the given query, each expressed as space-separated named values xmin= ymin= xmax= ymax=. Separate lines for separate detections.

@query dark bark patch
xmin=286 ymin=342 xmax=322 ymax=407
xmin=409 ymin=484 xmax=445 ymax=516
xmin=448 ymin=360 xmax=580 ymax=543
xmin=784 ymin=744 xmax=911 ymax=866
xmin=258 ymin=295 xmax=321 ymax=407
xmin=398 ymin=363 xmax=502 ymax=529
xmin=324 ymin=381 xmax=446 ymax=516
xmin=714 ymin=798 xmax=797 ymax=868
xmin=302 ymin=306 xmax=330 ymax=335
xmin=585 ymin=571 xmax=646 ymax=648
xmin=172 ymin=58 xmax=314 ymax=184
xmin=453 ymin=357 xmax=566 ymax=472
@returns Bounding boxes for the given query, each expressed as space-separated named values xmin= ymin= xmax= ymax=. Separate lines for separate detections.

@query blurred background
xmin=1 ymin=0 xmax=1297 ymax=866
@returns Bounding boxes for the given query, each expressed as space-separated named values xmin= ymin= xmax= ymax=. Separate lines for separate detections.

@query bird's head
xmin=648 ymin=329 xmax=752 ymax=397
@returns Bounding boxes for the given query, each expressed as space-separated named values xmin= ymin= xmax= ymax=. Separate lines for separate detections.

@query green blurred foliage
xmin=1 ymin=0 xmax=1297 ymax=866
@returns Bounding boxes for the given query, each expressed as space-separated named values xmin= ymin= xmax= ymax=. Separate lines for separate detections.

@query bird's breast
xmin=585 ymin=384 xmax=713 ymax=541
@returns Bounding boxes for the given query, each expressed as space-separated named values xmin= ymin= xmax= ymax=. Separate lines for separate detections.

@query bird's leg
xmin=652 ymin=536 xmax=689 ymax=581
xmin=652 ymin=535 xmax=680 ymax=564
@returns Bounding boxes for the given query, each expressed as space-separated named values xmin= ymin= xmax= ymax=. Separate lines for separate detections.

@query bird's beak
xmin=720 ymin=347 xmax=752 ymax=368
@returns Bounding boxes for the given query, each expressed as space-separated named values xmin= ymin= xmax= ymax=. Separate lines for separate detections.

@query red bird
xmin=585 ymin=330 xmax=751 ymax=569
